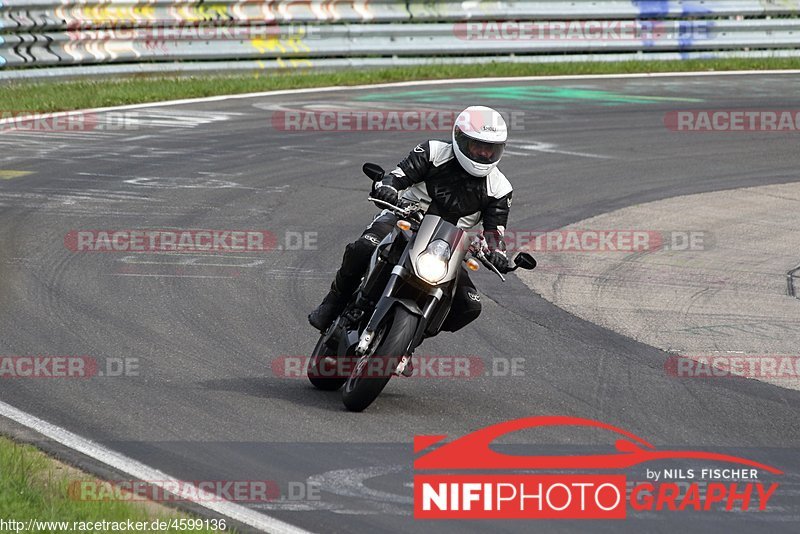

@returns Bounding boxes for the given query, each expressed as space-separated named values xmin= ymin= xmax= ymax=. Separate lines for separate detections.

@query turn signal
xmin=466 ymin=258 xmax=480 ymax=271
xmin=396 ymin=220 xmax=412 ymax=231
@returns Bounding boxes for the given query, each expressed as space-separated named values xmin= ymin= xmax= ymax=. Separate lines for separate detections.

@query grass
xmin=0 ymin=435 xmax=227 ymax=533
xmin=1 ymin=57 xmax=799 ymax=112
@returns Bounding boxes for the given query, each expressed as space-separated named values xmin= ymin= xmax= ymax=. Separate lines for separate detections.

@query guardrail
xmin=2 ymin=1 xmax=799 ymax=79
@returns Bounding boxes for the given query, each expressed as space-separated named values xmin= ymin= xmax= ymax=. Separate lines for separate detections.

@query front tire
xmin=342 ymin=307 xmax=417 ymax=412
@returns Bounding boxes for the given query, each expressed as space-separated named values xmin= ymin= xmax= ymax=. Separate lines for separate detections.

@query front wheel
xmin=342 ymin=307 xmax=417 ymax=412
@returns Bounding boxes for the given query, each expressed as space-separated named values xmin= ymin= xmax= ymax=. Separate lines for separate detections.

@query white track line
xmin=1 ymin=69 xmax=799 ymax=127
xmin=0 ymin=400 xmax=314 ymax=534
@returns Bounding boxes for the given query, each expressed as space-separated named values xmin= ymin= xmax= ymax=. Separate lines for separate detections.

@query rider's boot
xmin=308 ymin=238 xmax=377 ymax=332
xmin=308 ymin=280 xmax=350 ymax=332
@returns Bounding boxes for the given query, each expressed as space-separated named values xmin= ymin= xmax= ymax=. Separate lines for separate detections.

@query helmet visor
xmin=454 ymin=126 xmax=505 ymax=165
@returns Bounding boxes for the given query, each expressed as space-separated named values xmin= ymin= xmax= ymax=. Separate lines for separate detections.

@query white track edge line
xmin=0 ymin=399 xmax=314 ymax=534
xmin=2 ymin=69 xmax=800 ymax=126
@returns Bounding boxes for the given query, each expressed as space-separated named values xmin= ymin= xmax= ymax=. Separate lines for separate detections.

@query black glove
xmin=486 ymin=250 xmax=510 ymax=274
xmin=372 ymin=182 xmax=399 ymax=206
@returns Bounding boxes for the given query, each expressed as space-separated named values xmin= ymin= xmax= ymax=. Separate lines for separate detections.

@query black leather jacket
xmin=381 ymin=140 xmax=512 ymax=252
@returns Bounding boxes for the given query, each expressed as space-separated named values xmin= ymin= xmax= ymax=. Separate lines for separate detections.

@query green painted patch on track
xmin=356 ymin=85 xmax=705 ymax=106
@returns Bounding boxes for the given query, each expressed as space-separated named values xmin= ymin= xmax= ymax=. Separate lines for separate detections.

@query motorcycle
xmin=307 ymin=162 xmax=537 ymax=412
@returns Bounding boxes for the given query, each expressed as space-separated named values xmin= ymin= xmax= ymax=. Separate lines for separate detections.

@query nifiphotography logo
xmin=413 ymin=416 xmax=782 ymax=519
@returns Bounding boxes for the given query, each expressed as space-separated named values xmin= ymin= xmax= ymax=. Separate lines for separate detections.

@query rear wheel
xmin=307 ymin=335 xmax=347 ymax=391
xmin=342 ymin=307 xmax=417 ymax=412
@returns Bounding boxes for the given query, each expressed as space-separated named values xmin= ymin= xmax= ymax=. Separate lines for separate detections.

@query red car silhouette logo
xmin=414 ymin=416 xmax=783 ymax=474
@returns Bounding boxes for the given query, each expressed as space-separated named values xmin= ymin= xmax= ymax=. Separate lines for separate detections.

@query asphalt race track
xmin=1 ymin=73 xmax=799 ymax=533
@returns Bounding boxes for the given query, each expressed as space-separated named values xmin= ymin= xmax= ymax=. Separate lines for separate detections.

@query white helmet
xmin=452 ymin=106 xmax=507 ymax=177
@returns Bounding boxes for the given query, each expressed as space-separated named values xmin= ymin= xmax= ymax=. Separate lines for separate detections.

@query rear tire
xmin=307 ymin=335 xmax=347 ymax=391
xmin=342 ymin=307 xmax=417 ymax=412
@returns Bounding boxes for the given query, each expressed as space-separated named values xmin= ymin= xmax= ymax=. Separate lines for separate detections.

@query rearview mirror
xmin=513 ymin=252 xmax=537 ymax=270
xmin=362 ymin=162 xmax=385 ymax=182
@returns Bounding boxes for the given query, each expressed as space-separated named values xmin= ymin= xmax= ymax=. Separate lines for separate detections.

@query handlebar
xmin=469 ymin=235 xmax=507 ymax=282
xmin=367 ymin=196 xmax=423 ymax=221
xmin=368 ymin=196 xmax=512 ymax=282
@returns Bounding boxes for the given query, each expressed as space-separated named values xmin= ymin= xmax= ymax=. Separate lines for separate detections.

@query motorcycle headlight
xmin=416 ymin=239 xmax=451 ymax=284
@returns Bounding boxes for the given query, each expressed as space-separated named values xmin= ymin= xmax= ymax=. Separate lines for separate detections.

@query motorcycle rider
xmin=308 ymin=105 xmax=513 ymax=333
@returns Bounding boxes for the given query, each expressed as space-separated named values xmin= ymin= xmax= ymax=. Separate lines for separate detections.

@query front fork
xmin=355 ymin=270 xmax=442 ymax=358
xmin=354 ymin=270 xmax=401 ymax=355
